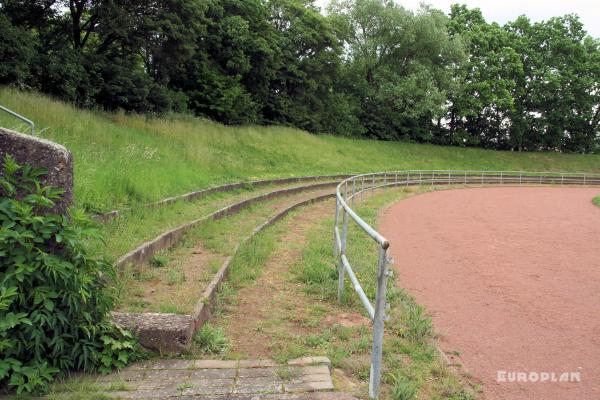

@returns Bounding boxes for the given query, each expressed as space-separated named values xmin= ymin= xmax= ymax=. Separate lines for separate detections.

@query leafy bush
xmin=0 ymin=156 xmax=137 ymax=394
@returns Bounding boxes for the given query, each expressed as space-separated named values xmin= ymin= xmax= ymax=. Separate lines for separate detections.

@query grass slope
xmin=2 ymin=87 xmax=600 ymax=213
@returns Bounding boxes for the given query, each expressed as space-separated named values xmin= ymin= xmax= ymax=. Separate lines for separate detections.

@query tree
xmin=264 ymin=0 xmax=346 ymax=133
xmin=446 ymin=5 xmax=519 ymax=148
xmin=0 ymin=12 xmax=35 ymax=85
xmin=328 ymin=0 xmax=464 ymax=140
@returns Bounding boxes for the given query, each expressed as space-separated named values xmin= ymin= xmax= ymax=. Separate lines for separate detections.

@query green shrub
xmin=0 ymin=156 xmax=137 ymax=394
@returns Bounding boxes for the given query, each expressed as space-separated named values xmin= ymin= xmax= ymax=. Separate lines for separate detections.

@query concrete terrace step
xmin=97 ymin=357 xmax=357 ymax=399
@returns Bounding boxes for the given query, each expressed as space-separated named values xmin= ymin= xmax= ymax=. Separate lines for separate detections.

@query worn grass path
xmin=213 ymin=199 xmax=370 ymax=397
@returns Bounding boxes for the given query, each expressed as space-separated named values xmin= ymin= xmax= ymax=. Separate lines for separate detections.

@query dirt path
xmin=380 ymin=187 xmax=600 ymax=400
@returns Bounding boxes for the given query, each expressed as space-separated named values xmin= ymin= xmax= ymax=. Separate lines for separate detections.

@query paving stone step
xmin=97 ymin=357 xmax=358 ymax=399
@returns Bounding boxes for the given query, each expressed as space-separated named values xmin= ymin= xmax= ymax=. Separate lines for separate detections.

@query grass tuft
xmin=193 ymin=324 xmax=228 ymax=355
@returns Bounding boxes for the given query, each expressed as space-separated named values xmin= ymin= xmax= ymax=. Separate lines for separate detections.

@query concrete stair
xmin=97 ymin=357 xmax=358 ymax=399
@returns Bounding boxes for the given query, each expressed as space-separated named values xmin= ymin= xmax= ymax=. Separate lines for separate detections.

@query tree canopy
xmin=0 ymin=0 xmax=598 ymax=152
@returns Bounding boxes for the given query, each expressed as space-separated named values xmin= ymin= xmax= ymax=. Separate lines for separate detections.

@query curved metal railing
xmin=333 ymin=170 xmax=600 ymax=399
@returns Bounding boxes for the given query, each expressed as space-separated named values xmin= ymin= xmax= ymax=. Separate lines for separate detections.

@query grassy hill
xmin=2 ymin=87 xmax=600 ymax=213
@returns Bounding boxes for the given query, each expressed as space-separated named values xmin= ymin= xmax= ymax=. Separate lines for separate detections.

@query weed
xmin=166 ymin=268 xmax=186 ymax=285
xmin=150 ymin=254 xmax=169 ymax=268
xmin=402 ymin=304 xmax=433 ymax=343
xmin=276 ymin=367 xmax=295 ymax=381
xmin=176 ymin=383 xmax=194 ymax=391
xmin=193 ymin=324 xmax=228 ymax=355
xmin=106 ymin=380 xmax=132 ymax=391
xmin=158 ymin=303 xmax=184 ymax=314
xmin=389 ymin=374 xmax=418 ymax=400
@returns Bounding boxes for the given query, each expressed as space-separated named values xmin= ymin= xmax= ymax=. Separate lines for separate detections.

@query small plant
xmin=402 ymin=304 xmax=433 ymax=342
xmin=166 ymin=267 xmax=186 ymax=285
xmin=193 ymin=324 xmax=227 ymax=355
xmin=276 ymin=367 xmax=294 ymax=381
xmin=149 ymin=254 xmax=168 ymax=268
xmin=176 ymin=382 xmax=194 ymax=391
xmin=158 ymin=303 xmax=183 ymax=314
xmin=0 ymin=156 xmax=137 ymax=394
xmin=593 ymin=196 xmax=600 ymax=207
xmin=389 ymin=374 xmax=418 ymax=400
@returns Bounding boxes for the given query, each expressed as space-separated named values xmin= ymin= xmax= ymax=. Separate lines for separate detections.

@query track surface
xmin=380 ymin=187 xmax=600 ymax=400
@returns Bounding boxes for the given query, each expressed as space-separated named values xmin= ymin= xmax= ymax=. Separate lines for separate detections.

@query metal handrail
xmin=333 ymin=170 xmax=600 ymax=399
xmin=0 ymin=105 xmax=35 ymax=135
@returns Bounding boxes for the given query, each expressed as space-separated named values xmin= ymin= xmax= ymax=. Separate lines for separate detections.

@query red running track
xmin=380 ymin=187 xmax=600 ymax=400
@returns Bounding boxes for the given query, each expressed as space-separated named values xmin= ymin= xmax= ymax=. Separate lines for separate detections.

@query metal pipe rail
xmin=0 ymin=104 xmax=35 ymax=135
xmin=333 ymin=169 xmax=600 ymax=399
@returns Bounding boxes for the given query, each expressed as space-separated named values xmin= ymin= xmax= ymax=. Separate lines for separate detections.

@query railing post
xmin=338 ymin=207 xmax=349 ymax=302
xmin=395 ymin=172 xmax=398 ymax=187
xmin=372 ymin=175 xmax=375 ymax=196
xmin=520 ymin=172 xmax=522 ymax=186
xmin=383 ymin=173 xmax=387 ymax=191
xmin=361 ymin=176 xmax=365 ymax=203
xmin=352 ymin=179 xmax=356 ymax=208
xmin=333 ymin=198 xmax=340 ymax=257
xmin=369 ymin=246 xmax=389 ymax=399
xmin=448 ymin=171 xmax=451 ymax=185
xmin=406 ymin=172 xmax=410 ymax=187
xmin=464 ymin=171 xmax=467 ymax=185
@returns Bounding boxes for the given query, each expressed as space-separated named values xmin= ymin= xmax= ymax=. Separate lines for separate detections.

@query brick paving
xmin=96 ymin=357 xmax=357 ymax=399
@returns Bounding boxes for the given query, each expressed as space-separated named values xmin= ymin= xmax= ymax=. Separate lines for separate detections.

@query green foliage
xmin=447 ymin=5 xmax=600 ymax=152
xmin=0 ymin=0 xmax=598 ymax=151
xmin=0 ymin=156 xmax=137 ymax=394
xmin=149 ymin=254 xmax=168 ymax=269
xmin=593 ymin=196 xmax=600 ymax=207
xmin=389 ymin=374 xmax=418 ymax=400
xmin=193 ymin=324 xmax=228 ymax=355
xmin=0 ymin=13 xmax=34 ymax=86
xmin=329 ymin=0 xmax=465 ymax=141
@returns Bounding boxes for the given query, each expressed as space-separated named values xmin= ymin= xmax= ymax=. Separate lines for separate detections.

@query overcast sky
xmin=314 ymin=0 xmax=600 ymax=38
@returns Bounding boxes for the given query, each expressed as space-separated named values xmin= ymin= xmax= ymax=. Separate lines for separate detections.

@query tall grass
xmin=2 ymin=87 xmax=599 ymax=213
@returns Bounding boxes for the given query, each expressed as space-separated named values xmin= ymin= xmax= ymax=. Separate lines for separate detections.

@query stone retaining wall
xmin=0 ymin=127 xmax=73 ymax=214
